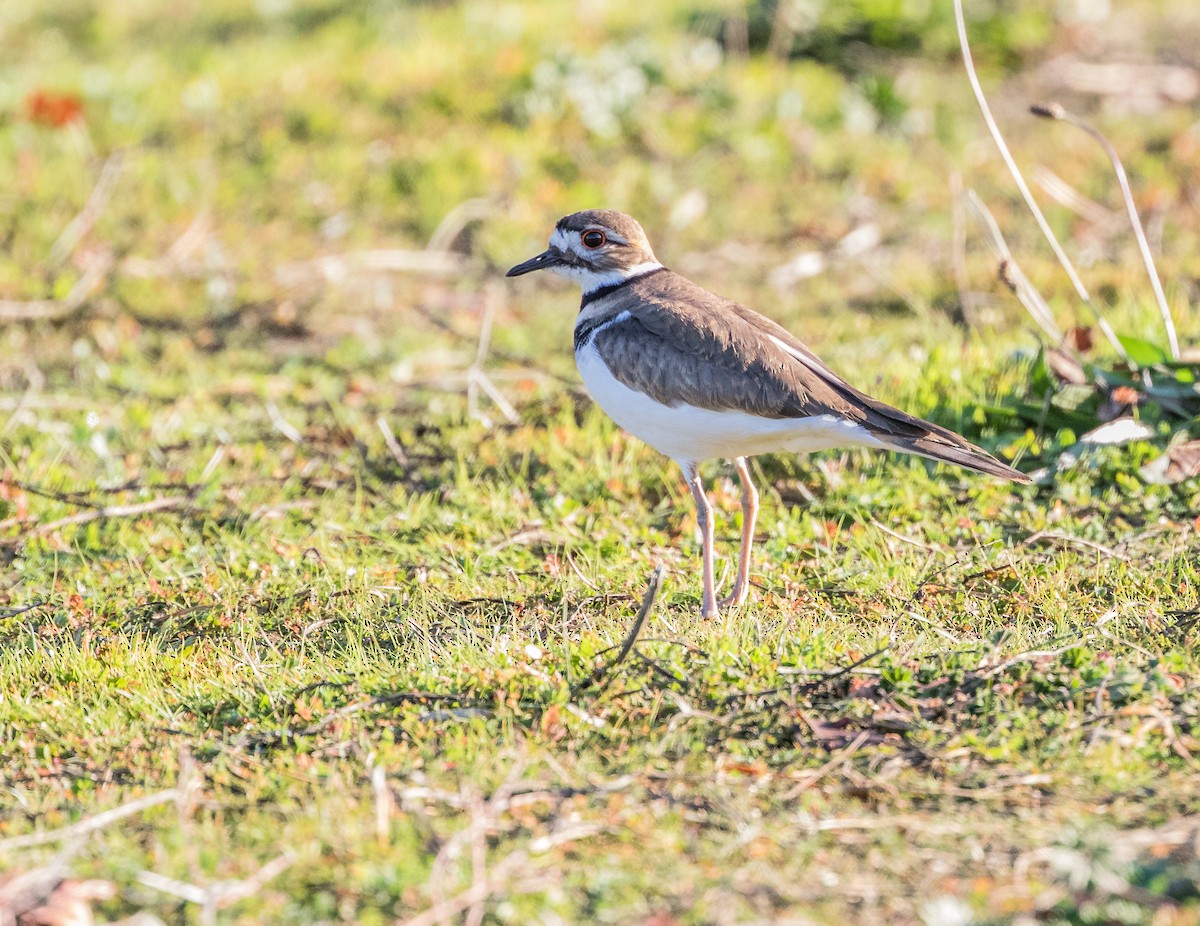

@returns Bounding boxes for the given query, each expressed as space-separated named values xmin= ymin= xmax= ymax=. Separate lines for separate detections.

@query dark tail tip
xmin=889 ymin=436 xmax=1030 ymax=484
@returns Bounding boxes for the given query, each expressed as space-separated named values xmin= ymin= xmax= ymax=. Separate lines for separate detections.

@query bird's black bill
xmin=506 ymin=249 xmax=558 ymax=277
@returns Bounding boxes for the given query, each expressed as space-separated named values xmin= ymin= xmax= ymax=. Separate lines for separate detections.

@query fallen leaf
xmin=1140 ymin=439 xmax=1200 ymax=485
xmin=23 ymin=90 xmax=85 ymax=128
xmin=1064 ymin=326 xmax=1094 ymax=353
xmin=1110 ymin=385 xmax=1140 ymax=406
xmin=11 ymin=877 xmax=116 ymax=926
xmin=1078 ymin=417 xmax=1155 ymax=446
xmin=1047 ymin=347 xmax=1087 ymax=385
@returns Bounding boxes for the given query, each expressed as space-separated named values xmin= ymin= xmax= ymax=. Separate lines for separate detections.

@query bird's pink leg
xmin=720 ymin=456 xmax=759 ymax=609
xmin=682 ymin=462 xmax=719 ymax=618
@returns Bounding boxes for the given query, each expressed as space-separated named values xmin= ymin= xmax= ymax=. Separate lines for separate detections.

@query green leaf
xmin=1116 ymin=334 xmax=1170 ymax=367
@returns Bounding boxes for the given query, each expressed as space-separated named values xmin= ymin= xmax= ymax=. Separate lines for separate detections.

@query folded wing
xmin=590 ymin=271 xmax=1029 ymax=483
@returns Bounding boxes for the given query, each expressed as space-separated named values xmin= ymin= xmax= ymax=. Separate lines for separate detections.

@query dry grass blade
xmin=574 ymin=565 xmax=665 ymax=697
xmin=0 ymin=497 xmax=193 ymax=548
xmin=467 ymin=285 xmax=519 ymax=427
xmin=1034 ymin=167 xmax=1118 ymax=228
xmin=275 ymin=250 xmax=462 ymax=289
xmin=1020 ymin=530 xmax=1131 ymax=563
xmin=949 ymin=172 xmax=976 ymax=326
xmin=48 ymin=150 xmax=127 ymax=267
xmin=265 ymin=400 xmax=303 ymax=444
xmin=964 ymin=191 xmax=1062 ymax=343
xmin=427 ymin=198 xmax=492 ymax=253
xmin=1031 ymin=102 xmax=1180 ymax=360
xmin=377 ymin=416 xmax=408 ymax=466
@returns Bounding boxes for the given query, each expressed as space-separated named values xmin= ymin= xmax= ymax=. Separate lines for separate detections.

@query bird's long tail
xmin=883 ymin=431 xmax=1030 ymax=484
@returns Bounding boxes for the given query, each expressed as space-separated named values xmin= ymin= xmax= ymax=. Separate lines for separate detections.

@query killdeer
xmin=507 ymin=210 xmax=1029 ymax=617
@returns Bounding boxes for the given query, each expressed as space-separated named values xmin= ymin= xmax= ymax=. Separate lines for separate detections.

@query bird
xmin=507 ymin=210 xmax=1029 ymax=618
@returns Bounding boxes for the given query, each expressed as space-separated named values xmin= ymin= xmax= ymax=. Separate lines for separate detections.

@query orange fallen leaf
xmin=24 ymin=89 xmax=84 ymax=128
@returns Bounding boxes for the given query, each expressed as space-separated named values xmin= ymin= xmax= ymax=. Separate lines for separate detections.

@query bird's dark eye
xmin=581 ymin=230 xmax=606 ymax=249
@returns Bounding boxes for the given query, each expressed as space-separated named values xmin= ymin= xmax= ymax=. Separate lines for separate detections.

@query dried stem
xmin=953 ymin=0 xmax=1090 ymax=302
xmin=967 ymin=191 xmax=1132 ymax=363
xmin=1031 ymin=102 xmax=1180 ymax=360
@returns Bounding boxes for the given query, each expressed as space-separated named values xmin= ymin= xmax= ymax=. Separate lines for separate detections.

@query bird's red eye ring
xmin=581 ymin=230 xmax=606 ymax=249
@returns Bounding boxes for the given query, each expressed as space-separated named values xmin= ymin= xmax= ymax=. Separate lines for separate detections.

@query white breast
xmin=574 ymin=342 xmax=887 ymax=466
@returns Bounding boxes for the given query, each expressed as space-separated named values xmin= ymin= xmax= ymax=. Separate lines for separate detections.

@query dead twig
xmin=0 ymin=787 xmax=183 ymax=852
xmin=0 ymin=254 xmax=112 ymax=322
xmin=0 ymin=601 xmax=48 ymax=620
xmin=136 ymin=853 xmax=294 ymax=926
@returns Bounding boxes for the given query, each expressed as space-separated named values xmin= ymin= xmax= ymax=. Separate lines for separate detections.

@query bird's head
xmin=506 ymin=210 xmax=662 ymax=293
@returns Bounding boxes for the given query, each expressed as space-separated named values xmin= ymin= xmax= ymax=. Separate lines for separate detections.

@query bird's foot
xmin=718 ymin=583 xmax=749 ymax=610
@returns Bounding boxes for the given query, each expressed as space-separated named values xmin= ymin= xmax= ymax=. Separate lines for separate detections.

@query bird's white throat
xmin=549 ymin=260 xmax=663 ymax=294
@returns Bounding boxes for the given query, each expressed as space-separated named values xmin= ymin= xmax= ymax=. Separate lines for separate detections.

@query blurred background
xmin=1 ymin=0 xmax=1199 ymax=493
xmin=3 ymin=1 xmax=1198 ymax=364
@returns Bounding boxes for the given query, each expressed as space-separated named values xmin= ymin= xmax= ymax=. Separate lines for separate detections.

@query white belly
xmin=575 ymin=344 xmax=887 ymax=465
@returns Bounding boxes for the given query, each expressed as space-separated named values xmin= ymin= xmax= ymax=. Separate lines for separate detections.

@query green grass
xmin=2 ymin=0 xmax=1200 ymax=923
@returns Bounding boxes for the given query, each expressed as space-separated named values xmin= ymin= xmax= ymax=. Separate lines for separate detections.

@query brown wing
xmin=590 ymin=271 xmax=1029 ymax=482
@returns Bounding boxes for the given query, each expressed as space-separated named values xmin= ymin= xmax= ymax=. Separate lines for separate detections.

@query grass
xmin=2 ymin=0 xmax=1200 ymax=923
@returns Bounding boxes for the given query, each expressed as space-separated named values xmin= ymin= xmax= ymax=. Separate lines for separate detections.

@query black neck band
xmin=579 ymin=266 xmax=666 ymax=309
